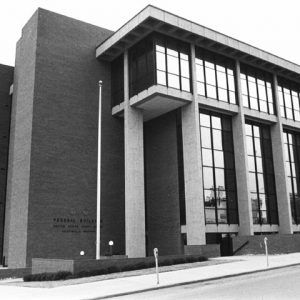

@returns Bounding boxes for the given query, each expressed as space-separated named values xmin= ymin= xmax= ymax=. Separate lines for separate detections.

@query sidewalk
xmin=1 ymin=253 xmax=300 ymax=300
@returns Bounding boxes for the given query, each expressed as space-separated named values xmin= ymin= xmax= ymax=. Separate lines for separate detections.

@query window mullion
xmin=255 ymin=77 xmax=261 ymax=112
xmin=214 ymin=62 xmax=219 ymax=101
xmin=203 ymin=61 xmax=208 ymax=98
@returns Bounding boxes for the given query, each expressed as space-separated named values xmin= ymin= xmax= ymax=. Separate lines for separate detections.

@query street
xmin=112 ymin=265 xmax=300 ymax=300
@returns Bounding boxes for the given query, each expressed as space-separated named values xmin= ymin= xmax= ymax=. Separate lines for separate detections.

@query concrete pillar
xmin=181 ymin=44 xmax=206 ymax=245
xmin=270 ymin=74 xmax=293 ymax=233
xmin=233 ymin=60 xmax=253 ymax=235
xmin=123 ymin=51 xmax=146 ymax=257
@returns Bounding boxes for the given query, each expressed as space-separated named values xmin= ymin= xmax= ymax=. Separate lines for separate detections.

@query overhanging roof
xmin=96 ymin=5 xmax=300 ymax=82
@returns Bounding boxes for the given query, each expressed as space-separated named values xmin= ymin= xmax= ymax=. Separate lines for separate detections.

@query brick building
xmin=1 ymin=5 xmax=300 ymax=268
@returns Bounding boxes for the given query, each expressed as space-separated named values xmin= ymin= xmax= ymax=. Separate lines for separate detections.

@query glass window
xmin=284 ymin=130 xmax=300 ymax=224
xmin=240 ymin=65 xmax=274 ymax=115
xmin=168 ymin=73 xmax=180 ymax=89
xmin=167 ymin=55 xmax=179 ymax=75
xmin=156 ymin=52 xmax=166 ymax=71
xmin=200 ymin=127 xmax=211 ymax=149
xmin=129 ymin=36 xmax=155 ymax=98
xmin=278 ymin=78 xmax=300 ymax=122
xmin=205 ymin=65 xmax=216 ymax=86
xmin=200 ymin=112 xmax=238 ymax=225
xmin=157 ymin=70 xmax=166 ymax=85
xmin=196 ymin=48 xmax=236 ymax=104
xmin=246 ymin=122 xmax=278 ymax=225
xmin=180 ymin=59 xmax=189 ymax=78
xmin=154 ymin=34 xmax=191 ymax=92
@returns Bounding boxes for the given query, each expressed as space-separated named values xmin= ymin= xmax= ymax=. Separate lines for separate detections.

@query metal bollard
xmin=264 ymin=237 xmax=269 ymax=267
xmin=153 ymin=248 xmax=159 ymax=285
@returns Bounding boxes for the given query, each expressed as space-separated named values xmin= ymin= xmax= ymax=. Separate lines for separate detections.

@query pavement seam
xmin=87 ymin=262 xmax=300 ymax=300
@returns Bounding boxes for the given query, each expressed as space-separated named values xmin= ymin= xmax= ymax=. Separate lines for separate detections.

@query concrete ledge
xmin=0 ymin=267 xmax=31 ymax=279
xmin=32 ymin=254 xmax=208 ymax=274
xmin=232 ymin=234 xmax=300 ymax=255
xmin=184 ymin=244 xmax=220 ymax=257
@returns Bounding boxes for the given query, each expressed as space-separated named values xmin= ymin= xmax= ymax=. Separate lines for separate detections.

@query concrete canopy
xmin=96 ymin=5 xmax=300 ymax=83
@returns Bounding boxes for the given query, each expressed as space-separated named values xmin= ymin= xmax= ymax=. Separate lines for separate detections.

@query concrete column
xmin=181 ymin=44 xmax=206 ymax=245
xmin=233 ymin=60 xmax=253 ymax=235
xmin=124 ymin=51 xmax=146 ymax=257
xmin=270 ymin=74 xmax=293 ymax=233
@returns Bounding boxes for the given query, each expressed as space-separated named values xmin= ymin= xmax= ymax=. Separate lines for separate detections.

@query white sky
xmin=1 ymin=0 xmax=300 ymax=66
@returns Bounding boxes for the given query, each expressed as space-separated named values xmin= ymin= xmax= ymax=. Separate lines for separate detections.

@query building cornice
xmin=96 ymin=5 xmax=300 ymax=82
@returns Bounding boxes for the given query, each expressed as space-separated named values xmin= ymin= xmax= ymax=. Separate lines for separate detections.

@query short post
xmin=109 ymin=240 xmax=114 ymax=256
xmin=153 ymin=248 xmax=159 ymax=285
xmin=264 ymin=237 xmax=269 ymax=267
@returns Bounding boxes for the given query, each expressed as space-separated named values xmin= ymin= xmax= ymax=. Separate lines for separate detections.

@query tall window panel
xmin=278 ymin=78 xmax=300 ymax=122
xmin=283 ymin=131 xmax=300 ymax=224
xmin=240 ymin=65 xmax=275 ymax=115
xmin=200 ymin=112 xmax=238 ymax=225
xmin=245 ymin=123 xmax=278 ymax=225
xmin=155 ymin=36 xmax=191 ymax=92
xmin=195 ymin=48 xmax=236 ymax=104
xmin=111 ymin=54 xmax=124 ymax=107
xmin=129 ymin=36 xmax=155 ymax=98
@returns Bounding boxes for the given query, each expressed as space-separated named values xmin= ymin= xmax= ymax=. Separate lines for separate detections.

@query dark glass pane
xmin=222 ymin=132 xmax=233 ymax=152
xmin=224 ymin=151 xmax=234 ymax=170
xmin=228 ymin=209 xmax=239 ymax=224
xmin=221 ymin=118 xmax=231 ymax=132
xmin=227 ymin=192 xmax=238 ymax=210
xmin=217 ymin=209 xmax=228 ymax=224
xmin=225 ymin=169 xmax=236 ymax=191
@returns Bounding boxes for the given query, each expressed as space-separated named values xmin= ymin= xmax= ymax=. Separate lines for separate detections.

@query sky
xmin=1 ymin=0 xmax=300 ymax=66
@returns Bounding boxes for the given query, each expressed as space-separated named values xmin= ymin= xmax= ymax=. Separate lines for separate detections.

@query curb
xmin=89 ymin=262 xmax=300 ymax=299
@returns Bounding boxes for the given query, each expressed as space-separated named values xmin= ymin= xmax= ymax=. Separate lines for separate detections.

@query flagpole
xmin=96 ymin=80 xmax=102 ymax=260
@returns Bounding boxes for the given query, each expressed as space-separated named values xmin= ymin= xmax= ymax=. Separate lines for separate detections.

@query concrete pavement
xmin=1 ymin=253 xmax=300 ymax=300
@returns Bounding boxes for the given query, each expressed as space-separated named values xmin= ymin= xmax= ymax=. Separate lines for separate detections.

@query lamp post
xmin=109 ymin=240 xmax=114 ymax=256
xmin=96 ymin=80 xmax=102 ymax=260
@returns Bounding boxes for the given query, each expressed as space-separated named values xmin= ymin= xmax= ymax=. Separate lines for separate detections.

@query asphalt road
xmin=112 ymin=265 xmax=300 ymax=300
